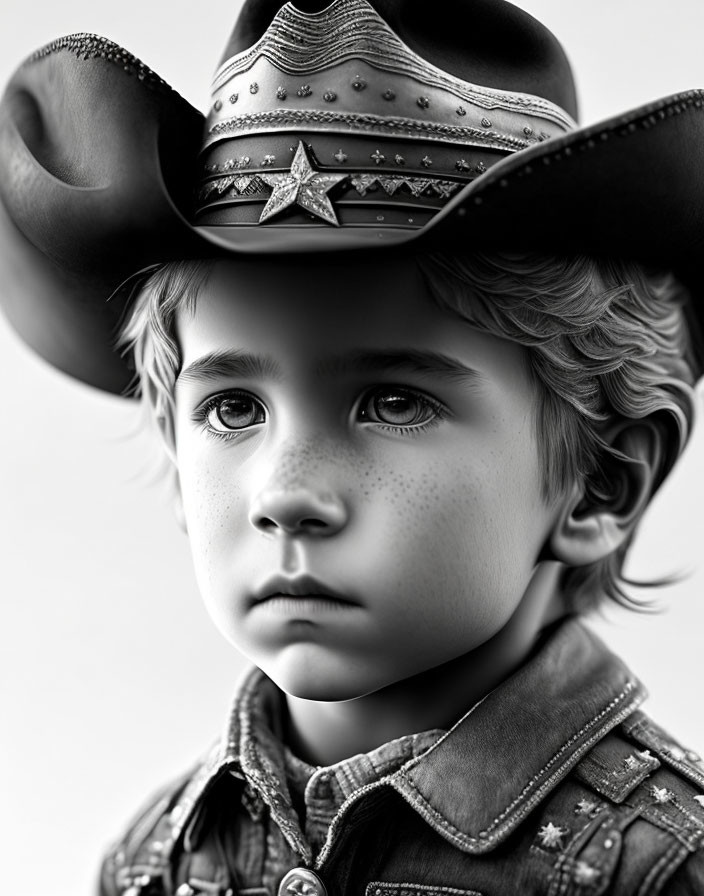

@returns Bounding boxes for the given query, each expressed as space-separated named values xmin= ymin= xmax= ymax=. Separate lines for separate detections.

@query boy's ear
xmin=549 ymin=415 xmax=673 ymax=567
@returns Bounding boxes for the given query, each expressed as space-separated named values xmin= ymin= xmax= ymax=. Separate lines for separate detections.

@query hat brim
xmin=1 ymin=39 xmax=703 ymax=394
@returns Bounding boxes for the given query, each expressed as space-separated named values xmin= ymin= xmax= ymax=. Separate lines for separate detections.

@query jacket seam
xmin=636 ymin=839 xmax=691 ymax=896
xmin=393 ymin=684 xmax=642 ymax=850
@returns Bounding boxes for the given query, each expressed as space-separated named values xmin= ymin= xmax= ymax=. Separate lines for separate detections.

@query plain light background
xmin=1 ymin=2 xmax=703 ymax=894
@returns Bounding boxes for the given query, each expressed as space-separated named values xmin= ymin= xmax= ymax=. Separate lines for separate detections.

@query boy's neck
xmin=283 ymin=563 xmax=567 ymax=766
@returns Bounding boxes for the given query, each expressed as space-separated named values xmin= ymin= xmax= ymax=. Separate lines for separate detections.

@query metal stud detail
xmin=382 ymin=89 xmax=396 ymax=100
xmin=217 ymin=157 xmax=251 ymax=172
xmin=175 ymin=885 xmax=196 ymax=896
xmin=575 ymin=799 xmax=599 ymax=817
xmin=417 ymin=96 xmax=430 ymax=109
xmin=537 ymin=822 xmax=568 ymax=849
xmin=229 ymin=94 xmax=239 ymax=104
xmin=651 ymin=786 xmax=673 ymax=804
xmin=278 ymin=868 xmax=328 ymax=896
xmin=573 ymin=862 xmax=600 ymax=886
xmin=420 ymin=156 xmax=433 ymax=167
xmin=297 ymin=84 xmax=312 ymax=97
xmin=456 ymin=105 xmax=466 ymax=116
xmin=276 ymin=86 xmax=288 ymax=100
xmin=334 ymin=150 xmax=348 ymax=163
xmin=249 ymin=82 xmax=259 ymax=94
xmin=323 ymin=90 xmax=337 ymax=102
xmin=370 ymin=150 xmax=386 ymax=164
xmin=351 ymin=75 xmax=366 ymax=91
xmin=481 ymin=117 xmax=492 ymax=128
xmin=394 ymin=154 xmax=405 ymax=165
xmin=213 ymin=99 xmax=222 ymax=112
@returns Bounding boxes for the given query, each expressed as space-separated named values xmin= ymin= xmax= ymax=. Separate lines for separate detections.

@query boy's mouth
xmin=249 ymin=574 xmax=360 ymax=608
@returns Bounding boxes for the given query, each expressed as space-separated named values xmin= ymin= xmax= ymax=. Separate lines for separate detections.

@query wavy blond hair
xmin=119 ymin=250 xmax=698 ymax=612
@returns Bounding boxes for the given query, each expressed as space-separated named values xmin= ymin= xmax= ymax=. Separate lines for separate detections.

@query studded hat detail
xmin=0 ymin=0 xmax=703 ymax=393
xmin=195 ymin=0 xmax=574 ymax=242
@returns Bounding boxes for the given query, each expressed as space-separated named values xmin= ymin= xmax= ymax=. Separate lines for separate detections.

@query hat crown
xmin=195 ymin=0 xmax=576 ymax=250
xmin=221 ymin=0 xmax=579 ymax=119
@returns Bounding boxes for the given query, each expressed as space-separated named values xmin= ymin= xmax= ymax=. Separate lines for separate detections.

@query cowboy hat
xmin=1 ymin=0 xmax=702 ymax=393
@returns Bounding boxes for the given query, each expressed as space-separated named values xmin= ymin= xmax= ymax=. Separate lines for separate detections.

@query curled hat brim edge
xmin=1 ymin=37 xmax=703 ymax=394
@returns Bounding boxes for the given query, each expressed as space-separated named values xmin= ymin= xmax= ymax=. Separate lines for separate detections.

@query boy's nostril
xmin=254 ymin=515 xmax=328 ymax=532
xmin=249 ymin=489 xmax=348 ymax=536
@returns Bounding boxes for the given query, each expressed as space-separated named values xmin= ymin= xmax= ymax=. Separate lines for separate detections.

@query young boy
xmin=2 ymin=0 xmax=704 ymax=893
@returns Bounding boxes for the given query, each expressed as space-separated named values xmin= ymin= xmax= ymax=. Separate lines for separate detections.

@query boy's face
xmin=173 ymin=257 xmax=562 ymax=701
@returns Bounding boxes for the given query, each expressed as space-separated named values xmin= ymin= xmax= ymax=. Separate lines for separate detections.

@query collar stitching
xmin=393 ymin=679 xmax=642 ymax=849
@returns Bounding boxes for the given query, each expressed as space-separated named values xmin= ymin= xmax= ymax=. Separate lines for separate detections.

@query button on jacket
xmin=99 ymin=619 xmax=704 ymax=896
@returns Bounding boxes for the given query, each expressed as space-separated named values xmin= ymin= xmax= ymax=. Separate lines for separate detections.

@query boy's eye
xmin=358 ymin=387 xmax=441 ymax=428
xmin=205 ymin=393 xmax=266 ymax=432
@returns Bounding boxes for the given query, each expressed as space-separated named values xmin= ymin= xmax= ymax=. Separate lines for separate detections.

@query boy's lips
xmin=249 ymin=573 xmax=360 ymax=608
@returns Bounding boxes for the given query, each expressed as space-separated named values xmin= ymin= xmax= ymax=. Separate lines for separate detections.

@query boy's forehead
xmin=178 ymin=255 xmax=442 ymax=353
xmin=175 ymin=256 xmax=531 ymax=395
xmin=196 ymin=254 xmax=425 ymax=313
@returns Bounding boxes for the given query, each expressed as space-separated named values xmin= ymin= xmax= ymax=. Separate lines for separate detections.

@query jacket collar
xmin=390 ymin=617 xmax=644 ymax=852
xmin=169 ymin=617 xmax=645 ymax=857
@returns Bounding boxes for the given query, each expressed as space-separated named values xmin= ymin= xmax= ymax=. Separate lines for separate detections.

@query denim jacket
xmin=99 ymin=619 xmax=704 ymax=896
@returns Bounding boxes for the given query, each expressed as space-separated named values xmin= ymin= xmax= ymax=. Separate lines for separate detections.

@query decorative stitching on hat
xmin=208 ymin=109 xmax=530 ymax=151
xmin=24 ymin=33 xmax=176 ymax=95
xmin=197 ymin=171 xmax=462 ymax=205
xmin=212 ymin=0 xmax=575 ymax=130
xmin=470 ymin=90 xmax=704 ymax=201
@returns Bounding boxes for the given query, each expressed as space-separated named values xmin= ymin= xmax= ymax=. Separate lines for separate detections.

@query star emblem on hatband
xmin=537 ymin=821 xmax=568 ymax=849
xmin=258 ymin=141 xmax=347 ymax=226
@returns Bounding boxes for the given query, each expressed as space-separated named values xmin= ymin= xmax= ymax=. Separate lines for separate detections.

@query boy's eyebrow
xmin=176 ymin=348 xmax=482 ymax=387
xmin=177 ymin=350 xmax=282 ymax=385
xmin=316 ymin=349 xmax=483 ymax=383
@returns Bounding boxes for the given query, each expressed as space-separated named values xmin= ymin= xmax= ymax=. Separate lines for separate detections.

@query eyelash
xmin=192 ymin=390 xmax=267 ymax=442
xmin=356 ymin=387 xmax=448 ymax=435
xmin=192 ymin=386 xmax=449 ymax=441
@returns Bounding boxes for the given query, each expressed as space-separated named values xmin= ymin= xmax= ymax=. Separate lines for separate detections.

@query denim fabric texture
xmin=99 ymin=618 xmax=704 ymax=896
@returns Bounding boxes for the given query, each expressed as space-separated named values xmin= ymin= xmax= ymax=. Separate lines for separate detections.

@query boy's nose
xmin=248 ymin=487 xmax=349 ymax=537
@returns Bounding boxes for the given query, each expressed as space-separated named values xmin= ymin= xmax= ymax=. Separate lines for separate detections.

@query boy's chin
xmin=258 ymin=648 xmax=400 ymax=703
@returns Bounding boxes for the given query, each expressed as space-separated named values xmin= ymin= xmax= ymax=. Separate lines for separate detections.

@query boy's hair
xmin=119 ymin=251 xmax=698 ymax=613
